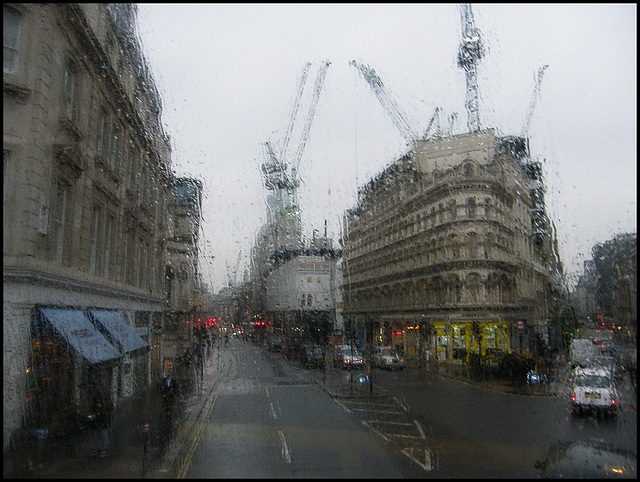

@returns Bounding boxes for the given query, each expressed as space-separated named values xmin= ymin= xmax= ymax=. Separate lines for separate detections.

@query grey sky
xmin=135 ymin=3 xmax=637 ymax=293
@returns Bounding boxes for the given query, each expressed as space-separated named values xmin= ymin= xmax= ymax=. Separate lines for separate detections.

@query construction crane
xmin=280 ymin=62 xmax=311 ymax=162
xmin=521 ymin=64 xmax=549 ymax=138
xmin=260 ymin=61 xmax=330 ymax=220
xmin=292 ymin=60 xmax=331 ymax=174
xmin=457 ymin=3 xmax=484 ymax=133
xmin=421 ymin=107 xmax=441 ymax=140
xmin=350 ymin=60 xmax=441 ymax=143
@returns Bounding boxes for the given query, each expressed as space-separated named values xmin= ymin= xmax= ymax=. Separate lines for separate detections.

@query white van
xmin=570 ymin=367 xmax=619 ymax=417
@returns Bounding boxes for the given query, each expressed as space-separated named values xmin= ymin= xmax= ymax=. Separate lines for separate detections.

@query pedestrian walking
xmin=91 ymin=386 xmax=113 ymax=457
xmin=159 ymin=360 xmax=180 ymax=446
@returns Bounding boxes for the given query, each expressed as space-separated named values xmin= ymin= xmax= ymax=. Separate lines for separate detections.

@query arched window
xmin=484 ymin=232 xmax=495 ymax=259
xmin=467 ymin=232 xmax=478 ymax=259
xmin=466 ymin=197 xmax=476 ymax=218
xmin=450 ymin=234 xmax=460 ymax=259
xmin=448 ymin=275 xmax=462 ymax=303
xmin=467 ymin=273 xmax=482 ymax=304
xmin=449 ymin=199 xmax=457 ymax=220
xmin=464 ymin=162 xmax=474 ymax=177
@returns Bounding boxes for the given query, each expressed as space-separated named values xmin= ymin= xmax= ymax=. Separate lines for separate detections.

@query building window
xmin=104 ymin=213 xmax=115 ymax=280
xmin=467 ymin=273 xmax=481 ymax=304
xmin=466 ymin=197 xmax=476 ymax=218
xmin=450 ymin=234 xmax=460 ymax=260
xmin=127 ymin=143 xmax=137 ymax=189
xmin=63 ymin=60 xmax=77 ymax=121
xmin=484 ymin=198 xmax=492 ymax=218
xmin=449 ymin=200 xmax=457 ymax=220
xmin=111 ymin=122 xmax=122 ymax=170
xmin=467 ymin=232 xmax=478 ymax=259
xmin=464 ymin=163 xmax=474 ymax=177
xmin=3 ymin=6 xmax=22 ymax=74
xmin=89 ymin=204 xmax=103 ymax=276
xmin=51 ymin=180 xmax=71 ymax=265
xmin=96 ymin=108 xmax=109 ymax=158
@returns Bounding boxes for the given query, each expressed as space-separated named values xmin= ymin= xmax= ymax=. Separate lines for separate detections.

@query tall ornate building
xmin=341 ymin=129 xmax=552 ymax=362
xmin=3 ymin=4 xmax=175 ymax=450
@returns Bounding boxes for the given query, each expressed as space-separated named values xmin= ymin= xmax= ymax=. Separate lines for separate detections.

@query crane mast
xmin=292 ymin=60 xmax=331 ymax=174
xmin=280 ymin=62 xmax=311 ymax=162
xmin=521 ymin=64 xmax=548 ymax=138
xmin=350 ymin=60 xmax=416 ymax=142
xmin=260 ymin=61 xmax=330 ymax=228
xmin=458 ymin=3 xmax=484 ymax=133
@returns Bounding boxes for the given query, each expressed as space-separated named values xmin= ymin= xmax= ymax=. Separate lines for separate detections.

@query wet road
xmin=171 ymin=338 xmax=636 ymax=478
xmin=372 ymin=362 xmax=637 ymax=477
xmin=179 ymin=339 xmax=406 ymax=478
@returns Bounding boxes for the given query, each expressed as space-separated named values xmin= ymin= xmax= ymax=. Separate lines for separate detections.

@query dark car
xmin=299 ymin=345 xmax=325 ymax=369
xmin=282 ymin=339 xmax=303 ymax=360
xmin=267 ymin=336 xmax=284 ymax=352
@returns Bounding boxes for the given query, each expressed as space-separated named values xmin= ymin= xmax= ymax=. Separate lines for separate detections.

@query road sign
xmin=516 ymin=320 xmax=526 ymax=332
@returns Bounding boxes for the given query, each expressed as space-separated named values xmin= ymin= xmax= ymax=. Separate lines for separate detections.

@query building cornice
xmin=3 ymin=263 xmax=163 ymax=305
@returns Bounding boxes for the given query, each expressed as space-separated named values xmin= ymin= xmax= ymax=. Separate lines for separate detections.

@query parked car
xmin=371 ymin=346 xmax=404 ymax=370
xmin=299 ymin=344 xmax=325 ymax=369
xmin=333 ymin=345 xmax=365 ymax=370
xmin=282 ymin=339 xmax=303 ymax=360
xmin=593 ymin=338 xmax=615 ymax=355
xmin=570 ymin=366 xmax=619 ymax=417
xmin=267 ymin=336 xmax=284 ymax=352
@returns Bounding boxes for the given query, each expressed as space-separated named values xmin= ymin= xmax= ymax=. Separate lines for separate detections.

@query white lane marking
xmin=415 ymin=420 xmax=426 ymax=439
xmin=334 ymin=399 xmax=351 ymax=414
xmin=363 ymin=420 xmax=414 ymax=426
xmin=349 ymin=408 xmax=404 ymax=415
xmin=361 ymin=421 xmax=390 ymax=442
xmin=269 ymin=402 xmax=278 ymax=420
xmin=401 ymin=447 xmax=433 ymax=472
xmin=278 ymin=430 xmax=292 ymax=464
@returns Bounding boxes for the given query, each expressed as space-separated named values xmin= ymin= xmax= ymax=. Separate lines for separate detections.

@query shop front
xmin=27 ymin=307 xmax=122 ymax=438
xmin=428 ymin=319 xmax=510 ymax=363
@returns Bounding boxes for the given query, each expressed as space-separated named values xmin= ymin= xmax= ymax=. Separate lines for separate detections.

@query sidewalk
xmin=7 ymin=347 xmax=224 ymax=479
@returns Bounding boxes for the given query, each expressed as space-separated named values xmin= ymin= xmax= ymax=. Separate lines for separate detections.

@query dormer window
xmin=464 ymin=162 xmax=474 ymax=177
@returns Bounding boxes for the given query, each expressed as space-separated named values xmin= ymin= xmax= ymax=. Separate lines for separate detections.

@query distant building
xmin=162 ymin=177 xmax=204 ymax=358
xmin=341 ymin=129 xmax=553 ymax=361
xmin=3 ymin=4 xmax=176 ymax=450
xmin=263 ymin=234 xmax=342 ymax=343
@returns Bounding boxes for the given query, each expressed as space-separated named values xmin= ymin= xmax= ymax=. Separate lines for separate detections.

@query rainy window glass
xmin=3 ymin=3 xmax=636 ymax=479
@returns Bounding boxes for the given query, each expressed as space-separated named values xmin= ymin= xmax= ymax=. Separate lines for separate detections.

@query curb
xmin=148 ymin=359 xmax=225 ymax=478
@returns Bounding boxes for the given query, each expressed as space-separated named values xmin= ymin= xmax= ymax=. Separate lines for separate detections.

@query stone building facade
xmin=3 ymin=4 xmax=183 ymax=449
xmin=341 ymin=129 xmax=552 ymax=362
xmin=162 ymin=177 xmax=204 ymax=358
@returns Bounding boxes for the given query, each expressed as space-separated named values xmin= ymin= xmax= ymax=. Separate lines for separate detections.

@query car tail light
xmin=571 ymin=392 xmax=576 ymax=402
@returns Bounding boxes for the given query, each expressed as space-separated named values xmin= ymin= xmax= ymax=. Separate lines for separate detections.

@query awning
xmin=88 ymin=310 xmax=148 ymax=355
xmin=37 ymin=307 xmax=121 ymax=364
